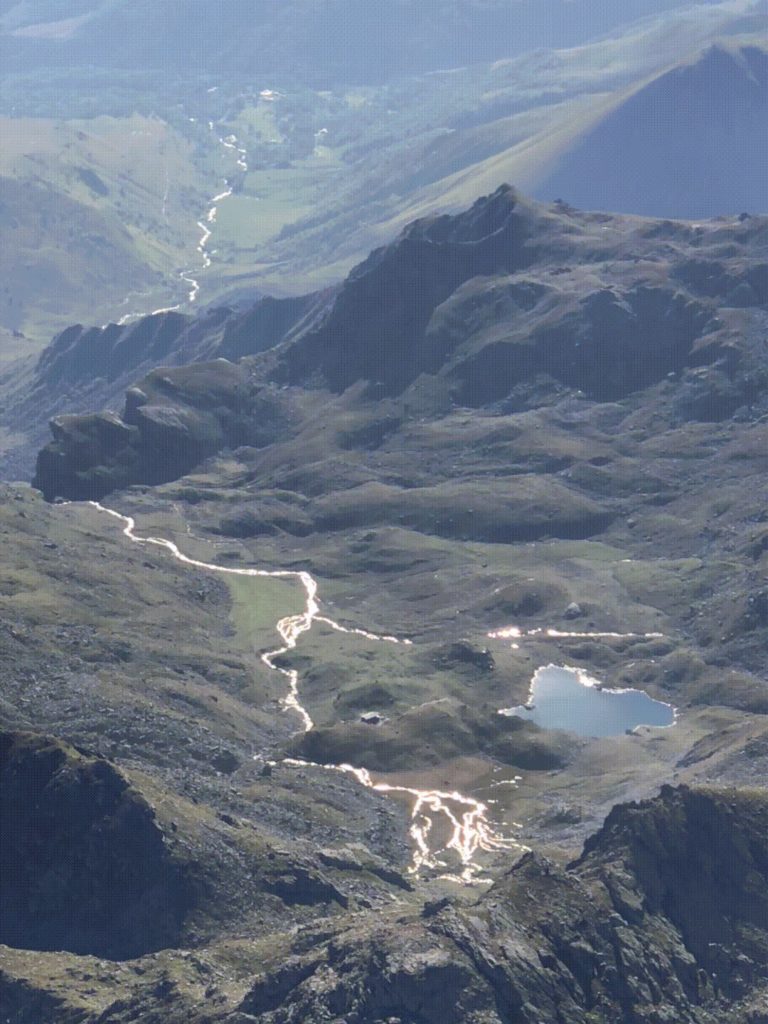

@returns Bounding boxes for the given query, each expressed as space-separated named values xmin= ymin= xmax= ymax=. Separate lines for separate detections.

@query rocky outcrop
xmin=240 ymin=923 xmax=496 ymax=1024
xmin=0 ymin=731 xmax=194 ymax=959
xmin=575 ymin=784 xmax=768 ymax=986
xmin=277 ymin=185 xmax=540 ymax=394
xmin=0 ymin=294 xmax=324 ymax=481
xmin=32 ymin=360 xmax=282 ymax=500
xmin=33 ymin=293 xmax=321 ymax=394
xmin=449 ymin=280 xmax=713 ymax=405
xmin=270 ymin=184 xmax=751 ymax=406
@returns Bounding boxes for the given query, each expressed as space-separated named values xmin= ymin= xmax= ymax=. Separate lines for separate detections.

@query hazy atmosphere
xmin=2 ymin=3 xmax=768 ymax=1022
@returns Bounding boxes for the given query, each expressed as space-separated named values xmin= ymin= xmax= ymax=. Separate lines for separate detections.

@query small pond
xmin=500 ymin=665 xmax=675 ymax=737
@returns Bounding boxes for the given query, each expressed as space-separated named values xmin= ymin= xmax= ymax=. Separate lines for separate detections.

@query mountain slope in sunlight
xmin=366 ymin=39 xmax=768 ymax=238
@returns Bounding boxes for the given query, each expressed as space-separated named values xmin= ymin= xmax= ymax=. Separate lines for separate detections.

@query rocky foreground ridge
xmin=3 ymin=757 xmax=768 ymax=1023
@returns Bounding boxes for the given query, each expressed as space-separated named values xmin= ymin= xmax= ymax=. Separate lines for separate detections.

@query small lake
xmin=500 ymin=665 xmax=675 ymax=737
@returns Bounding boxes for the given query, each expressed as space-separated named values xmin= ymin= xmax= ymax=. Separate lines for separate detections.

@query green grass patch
xmin=214 ymin=194 xmax=313 ymax=249
xmin=226 ymin=573 xmax=305 ymax=649
xmin=213 ymin=157 xmax=340 ymax=251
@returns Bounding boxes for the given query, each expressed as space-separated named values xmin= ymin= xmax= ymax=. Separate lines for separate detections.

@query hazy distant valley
xmin=3 ymin=3 xmax=768 ymax=1023
xmin=0 ymin=0 xmax=765 ymax=352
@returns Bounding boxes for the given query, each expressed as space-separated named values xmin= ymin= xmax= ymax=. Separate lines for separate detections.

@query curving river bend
xmin=85 ymin=501 xmax=525 ymax=883
xmin=76 ymin=502 xmax=677 ymax=879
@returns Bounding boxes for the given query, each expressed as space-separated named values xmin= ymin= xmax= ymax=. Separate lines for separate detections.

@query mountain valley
xmin=0 ymin=2 xmax=764 ymax=350
xmin=4 ymin=184 xmax=768 ymax=1019
xmin=3 ymin=3 xmax=768 ymax=1021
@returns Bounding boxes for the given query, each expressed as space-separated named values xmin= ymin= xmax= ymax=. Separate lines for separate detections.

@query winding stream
xmin=117 ymin=124 xmax=248 ymax=324
xmin=85 ymin=501 xmax=525 ymax=883
xmin=85 ymin=118 xmax=526 ymax=881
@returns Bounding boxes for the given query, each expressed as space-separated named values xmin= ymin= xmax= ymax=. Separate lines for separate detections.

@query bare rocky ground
xmin=4 ymin=187 xmax=768 ymax=1020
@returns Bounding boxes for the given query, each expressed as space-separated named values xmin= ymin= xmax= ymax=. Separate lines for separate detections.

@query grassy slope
xmin=0 ymin=4 xmax=759 ymax=331
xmin=199 ymin=7 xmax=761 ymax=298
xmin=0 ymin=114 xmax=212 ymax=347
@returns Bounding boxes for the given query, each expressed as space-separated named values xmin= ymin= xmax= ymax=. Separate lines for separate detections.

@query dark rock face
xmin=215 ymin=292 xmax=327 ymax=362
xmin=36 ymin=311 xmax=194 ymax=389
xmin=242 ymin=926 xmax=491 ymax=1024
xmin=576 ymin=784 xmax=768 ymax=983
xmin=32 ymin=360 xmax=278 ymax=500
xmin=262 ymin=865 xmax=348 ymax=909
xmin=272 ymin=184 xmax=748 ymax=407
xmin=0 ymin=293 xmax=323 ymax=481
xmin=34 ymin=294 xmax=320 ymax=393
xmin=453 ymin=283 xmax=712 ymax=405
xmin=0 ymin=731 xmax=194 ymax=959
xmin=434 ymin=640 xmax=495 ymax=672
xmin=233 ymin=786 xmax=768 ymax=1024
xmin=279 ymin=185 xmax=537 ymax=395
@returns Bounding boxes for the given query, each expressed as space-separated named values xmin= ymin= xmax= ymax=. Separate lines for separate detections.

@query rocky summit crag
xmin=33 ymin=185 xmax=768 ymax=501
xmin=4 ymin=185 xmax=768 ymax=1021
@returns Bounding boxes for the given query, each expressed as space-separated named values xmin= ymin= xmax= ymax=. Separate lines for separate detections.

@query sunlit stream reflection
xmin=282 ymin=759 xmax=521 ymax=883
xmin=488 ymin=624 xmax=664 ymax=651
xmin=80 ymin=502 xmax=527 ymax=882
xmin=115 ymin=124 xmax=246 ymax=324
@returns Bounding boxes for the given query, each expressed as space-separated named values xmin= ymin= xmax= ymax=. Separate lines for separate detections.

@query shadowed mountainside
xmin=533 ymin=42 xmax=768 ymax=218
xmin=0 ymin=731 xmax=195 ymax=959
xmin=34 ymin=292 xmax=324 ymax=393
xmin=271 ymin=185 xmax=724 ymax=399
